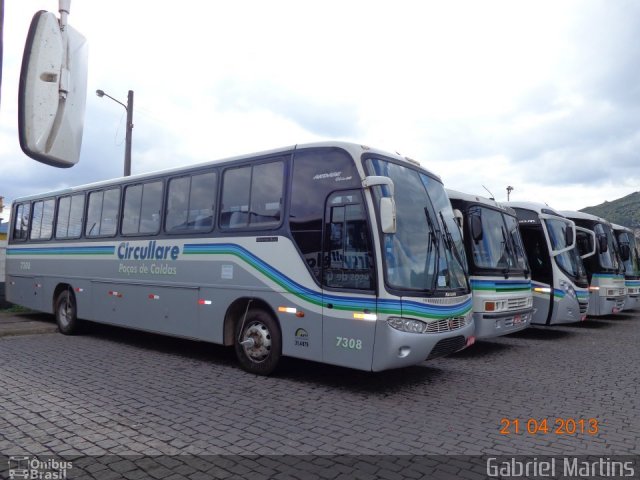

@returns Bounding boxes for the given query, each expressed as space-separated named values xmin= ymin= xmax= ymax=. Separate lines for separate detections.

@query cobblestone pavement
xmin=0 ymin=312 xmax=638 ymax=478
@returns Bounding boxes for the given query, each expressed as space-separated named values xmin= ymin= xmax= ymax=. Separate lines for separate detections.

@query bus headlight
xmin=560 ymin=281 xmax=577 ymax=299
xmin=387 ymin=317 xmax=427 ymax=334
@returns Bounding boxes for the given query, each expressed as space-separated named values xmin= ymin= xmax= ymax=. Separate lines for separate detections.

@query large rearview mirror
xmin=380 ymin=197 xmax=396 ymax=234
xmin=18 ymin=9 xmax=88 ymax=167
xmin=597 ymin=235 xmax=608 ymax=254
xmin=470 ymin=214 xmax=483 ymax=242
xmin=564 ymin=225 xmax=574 ymax=248
xmin=620 ymin=244 xmax=631 ymax=262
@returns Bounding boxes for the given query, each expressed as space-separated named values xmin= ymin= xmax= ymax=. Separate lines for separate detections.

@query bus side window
xmin=323 ymin=192 xmax=374 ymax=290
xmin=12 ymin=203 xmax=31 ymax=241
xmin=220 ymin=158 xmax=286 ymax=229
xmin=86 ymin=188 xmax=120 ymax=237
xmin=289 ymin=148 xmax=360 ymax=284
xmin=30 ymin=199 xmax=55 ymax=240
xmin=166 ymin=172 xmax=217 ymax=232
xmin=220 ymin=166 xmax=251 ymax=228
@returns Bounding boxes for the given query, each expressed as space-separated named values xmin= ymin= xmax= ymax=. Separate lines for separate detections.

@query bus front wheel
xmin=234 ymin=309 xmax=281 ymax=375
xmin=55 ymin=290 xmax=78 ymax=335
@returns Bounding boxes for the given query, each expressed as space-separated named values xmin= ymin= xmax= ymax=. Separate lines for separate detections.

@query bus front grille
xmin=424 ymin=316 xmax=469 ymax=333
xmin=507 ymin=297 xmax=529 ymax=310
xmin=426 ymin=336 xmax=467 ymax=360
xmin=579 ymin=301 xmax=588 ymax=314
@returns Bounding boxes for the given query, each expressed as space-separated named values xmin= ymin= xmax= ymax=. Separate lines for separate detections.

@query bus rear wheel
xmin=55 ymin=290 xmax=78 ymax=335
xmin=234 ymin=309 xmax=281 ymax=375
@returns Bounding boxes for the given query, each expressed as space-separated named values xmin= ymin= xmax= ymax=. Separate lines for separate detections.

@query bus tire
xmin=55 ymin=290 xmax=78 ymax=335
xmin=234 ymin=309 xmax=281 ymax=375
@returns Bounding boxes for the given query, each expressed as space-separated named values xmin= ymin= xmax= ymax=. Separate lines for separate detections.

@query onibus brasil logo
xmin=8 ymin=456 xmax=72 ymax=480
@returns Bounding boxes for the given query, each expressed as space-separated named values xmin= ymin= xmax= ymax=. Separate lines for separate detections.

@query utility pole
xmin=96 ymin=89 xmax=134 ymax=176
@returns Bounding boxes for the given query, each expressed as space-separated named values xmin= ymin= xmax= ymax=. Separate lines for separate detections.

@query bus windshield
xmin=366 ymin=158 xmax=467 ymax=294
xmin=617 ymin=231 xmax=640 ymax=276
xmin=594 ymin=223 xmax=620 ymax=271
xmin=545 ymin=218 xmax=588 ymax=283
xmin=469 ymin=206 xmax=527 ymax=273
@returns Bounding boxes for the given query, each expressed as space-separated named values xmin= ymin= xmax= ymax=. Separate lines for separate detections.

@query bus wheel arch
xmin=225 ymin=298 xmax=282 ymax=375
xmin=53 ymin=285 xmax=79 ymax=335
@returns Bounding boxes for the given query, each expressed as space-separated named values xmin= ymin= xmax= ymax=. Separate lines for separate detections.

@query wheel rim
xmin=241 ymin=321 xmax=272 ymax=363
xmin=58 ymin=297 xmax=72 ymax=328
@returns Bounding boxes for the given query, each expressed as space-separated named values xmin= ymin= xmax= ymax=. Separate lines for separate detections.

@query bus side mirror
xmin=362 ymin=175 xmax=396 ymax=234
xmin=470 ymin=215 xmax=483 ymax=242
xmin=620 ymin=244 xmax=631 ymax=262
xmin=380 ymin=197 xmax=396 ymax=234
xmin=564 ymin=226 xmax=574 ymax=248
xmin=597 ymin=235 xmax=608 ymax=254
xmin=19 ymin=10 xmax=88 ymax=167
xmin=453 ymin=209 xmax=463 ymax=232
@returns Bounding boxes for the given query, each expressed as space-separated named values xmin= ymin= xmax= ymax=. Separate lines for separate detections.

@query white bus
xmin=611 ymin=223 xmax=640 ymax=310
xmin=6 ymin=142 xmax=474 ymax=375
xmin=447 ymin=190 xmax=532 ymax=339
xmin=506 ymin=202 xmax=589 ymax=324
xmin=560 ymin=211 xmax=626 ymax=316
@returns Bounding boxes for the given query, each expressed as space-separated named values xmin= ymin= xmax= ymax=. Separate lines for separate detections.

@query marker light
xmin=354 ymin=312 xmax=378 ymax=321
xmin=278 ymin=306 xmax=297 ymax=314
xmin=278 ymin=306 xmax=305 ymax=317
xmin=589 ymin=286 xmax=600 ymax=291
xmin=198 ymin=299 xmax=212 ymax=305
xmin=533 ymin=287 xmax=552 ymax=294
xmin=484 ymin=300 xmax=507 ymax=312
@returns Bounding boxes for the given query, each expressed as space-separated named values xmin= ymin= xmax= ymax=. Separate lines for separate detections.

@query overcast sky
xmin=1 ymin=0 xmax=639 ymax=217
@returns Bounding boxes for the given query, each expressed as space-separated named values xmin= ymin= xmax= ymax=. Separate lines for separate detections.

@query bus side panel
xmin=276 ymin=293 xmax=323 ymax=362
xmin=322 ymin=305 xmax=376 ymax=371
xmin=89 ymin=281 xmax=200 ymax=337
xmin=530 ymin=281 xmax=552 ymax=325
xmin=6 ymin=275 xmax=38 ymax=310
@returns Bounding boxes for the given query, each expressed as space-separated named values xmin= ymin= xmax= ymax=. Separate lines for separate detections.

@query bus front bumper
xmin=371 ymin=317 xmax=475 ymax=371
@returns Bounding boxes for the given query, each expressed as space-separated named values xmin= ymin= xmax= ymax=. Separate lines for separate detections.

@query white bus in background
xmin=611 ymin=223 xmax=640 ymax=310
xmin=447 ymin=190 xmax=532 ymax=339
xmin=6 ymin=142 xmax=475 ymax=375
xmin=506 ymin=202 xmax=589 ymax=324
xmin=560 ymin=211 xmax=625 ymax=316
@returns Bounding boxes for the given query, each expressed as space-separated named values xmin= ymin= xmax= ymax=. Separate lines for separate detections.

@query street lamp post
xmin=96 ymin=89 xmax=134 ymax=176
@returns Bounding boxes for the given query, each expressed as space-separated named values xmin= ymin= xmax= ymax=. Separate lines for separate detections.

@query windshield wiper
xmin=499 ymin=225 xmax=513 ymax=279
xmin=439 ymin=211 xmax=467 ymax=275
xmin=424 ymin=207 xmax=440 ymax=291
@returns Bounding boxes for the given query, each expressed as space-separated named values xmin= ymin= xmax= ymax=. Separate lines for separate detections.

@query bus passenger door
xmin=520 ymin=226 xmax=554 ymax=324
xmin=321 ymin=191 xmax=378 ymax=370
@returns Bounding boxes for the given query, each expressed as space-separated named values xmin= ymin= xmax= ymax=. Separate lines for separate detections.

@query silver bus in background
xmin=448 ymin=190 xmax=533 ymax=339
xmin=506 ymin=202 xmax=589 ymax=324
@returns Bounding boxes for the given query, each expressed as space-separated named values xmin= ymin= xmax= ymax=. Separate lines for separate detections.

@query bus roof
xmin=559 ymin=210 xmax=611 ymax=226
xmin=610 ymin=223 xmax=632 ymax=233
xmin=446 ymin=189 xmax=517 ymax=216
xmin=502 ymin=201 xmax=566 ymax=218
xmin=12 ymin=141 xmax=441 ymax=203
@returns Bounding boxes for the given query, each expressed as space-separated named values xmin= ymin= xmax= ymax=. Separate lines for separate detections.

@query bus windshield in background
xmin=468 ymin=206 xmax=527 ymax=273
xmin=617 ymin=231 xmax=640 ymax=276
xmin=365 ymin=158 xmax=467 ymax=294
xmin=594 ymin=223 xmax=620 ymax=271
xmin=545 ymin=217 xmax=587 ymax=283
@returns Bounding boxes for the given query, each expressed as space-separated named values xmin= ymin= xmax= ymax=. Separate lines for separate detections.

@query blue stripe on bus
xmin=184 ymin=242 xmax=472 ymax=319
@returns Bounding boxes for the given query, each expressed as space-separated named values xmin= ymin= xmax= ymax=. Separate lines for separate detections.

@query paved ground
xmin=0 ymin=311 xmax=638 ymax=478
xmin=0 ymin=311 xmax=58 ymax=337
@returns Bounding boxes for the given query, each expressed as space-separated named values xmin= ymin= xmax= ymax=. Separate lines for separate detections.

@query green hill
xmin=580 ymin=191 xmax=640 ymax=228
